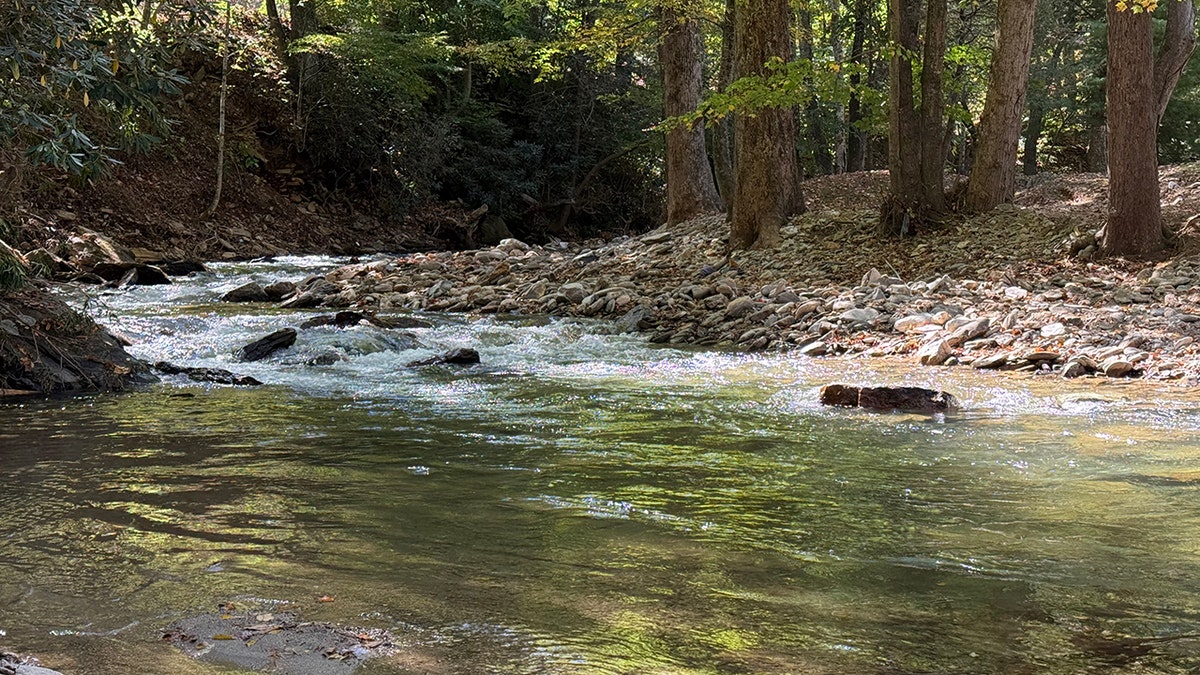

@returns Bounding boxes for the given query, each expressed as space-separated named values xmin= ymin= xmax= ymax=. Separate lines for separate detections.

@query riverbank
xmin=314 ymin=168 xmax=1200 ymax=384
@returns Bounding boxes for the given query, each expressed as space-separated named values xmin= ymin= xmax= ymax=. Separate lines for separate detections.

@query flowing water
xmin=4 ymin=258 xmax=1200 ymax=674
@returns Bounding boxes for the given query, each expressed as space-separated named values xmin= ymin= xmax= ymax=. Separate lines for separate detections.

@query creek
xmin=3 ymin=257 xmax=1200 ymax=674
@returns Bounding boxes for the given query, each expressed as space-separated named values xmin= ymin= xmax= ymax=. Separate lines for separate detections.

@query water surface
xmin=3 ymin=259 xmax=1200 ymax=673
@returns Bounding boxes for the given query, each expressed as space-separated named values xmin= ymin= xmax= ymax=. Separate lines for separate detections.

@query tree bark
xmin=1153 ymin=0 xmax=1198 ymax=126
xmin=846 ymin=0 xmax=869 ymax=172
xmin=965 ymin=0 xmax=1038 ymax=212
xmin=205 ymin=1 xmax=231 ymax=218
xmin=918 ymin=0 xmax=947 ymax=213
xmin=731 ymin=0 xmax=805 ymax=250
xmin=660 ymin=6 xmax=722 ymax=226
xmin=881 ymin=0 xmax=922 ymax=235
xmin=1102 ymin=0 xmax=1163 ymax=256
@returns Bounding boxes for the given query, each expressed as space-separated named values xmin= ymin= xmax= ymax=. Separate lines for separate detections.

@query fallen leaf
xmin=316 ymin=595 xmax=336 ymax=603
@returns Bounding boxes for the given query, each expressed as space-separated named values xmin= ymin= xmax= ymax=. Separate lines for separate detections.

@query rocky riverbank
xmin=307 ymin=203 xmax=1200 ymax=384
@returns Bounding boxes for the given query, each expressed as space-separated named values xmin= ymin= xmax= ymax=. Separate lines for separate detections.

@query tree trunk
xmin=711 ymin=0 xmax=737 ymax=212
xmin=263 ymin=0 xmax=288 ymax=46
xmin=1022 ymin=101 xmax=1044 ymax=175
xmin=918 ymin=0 xmax=947 ymax=213
xmin=731 ymin=0 xmax=805 ymax=250
xmin=205 ymin=1 xmax=231 ymax=218
xmin=1153 ymin=0 xmax=1198 ymax=126
xmin=965 ymin=0 xmax=1038 ymax=212
xmin=881 ymin=0 xmax=923 ymax=235
xmin=846 ymin=0 xmax=869 ymax=172
xmin=798 ymin=6 xmax=832 ymax=175
xmin=1102 ymin=0 xmax=1163 ymax=256
xmin=660 ymin=6 xmax=722 ymax=226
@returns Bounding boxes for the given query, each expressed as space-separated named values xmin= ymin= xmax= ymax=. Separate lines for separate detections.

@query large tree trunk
xmin=711 ymin=0 xmax=737 ymax=212
xmin=660 ymin=6 xmax=722 ymax=225
xmin=846 ymin=0 xmax=869 ymax=172
xmin=1153 ymin=0 xmax=1198 ymax=126
xmin=730 ymin=0 xmax=805 ymax=250
xmin=1102 ymin=0 xmax=1163 ymax=256
xmin=965 ymin=0 xmax=1038 ymax=212
xmin=918 ymin=0 xmax=947 ymax=213
xmin=881 ymin=0 xmax=923 ymax=235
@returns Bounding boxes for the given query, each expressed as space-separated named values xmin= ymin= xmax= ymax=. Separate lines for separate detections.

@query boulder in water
xmin=221 ymin=282 xmax=269 ymax=303
xmin=408 ymin=347 xmax=480 ymax=367
xmin=819 ymin=384 xmax=957 ymax=413
xmin=238 ymin=328 xmax=297 ymax=362
xmin=154 ymin=362 xmax=263 ymax=386
xmin=93 ymin=262 xmax=171 ymax=286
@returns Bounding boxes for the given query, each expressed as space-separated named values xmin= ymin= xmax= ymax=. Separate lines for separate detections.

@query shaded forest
xmin=1 ymin=0 xmax=1199 ymax=270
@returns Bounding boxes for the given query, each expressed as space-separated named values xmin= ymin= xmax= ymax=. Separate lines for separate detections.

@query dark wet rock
xmin=408 ymin=347 xmax=480 ymax=367
xmin=372 ymin=315 xmax=433 ymax=329
xmin=300 ymin=311 xmax=428 ymax=330
xmin=154 ymin=362 xmax=263 ymax=386
xmin=0 ymin=287 xmax=156 ymax=394
xmin=93 ymin=262 xmax=171 ymax=286
xmin=222 ymin=282 xmax=269 ymax=303
xmin=157 ymin=260 xmax=208 ymax=276
xmin=264 ymin=280 xmax=297 ymax=301
xmin=165 ymin=609 xmax=395 ymax=675
xmin=819 ymin=384 xmax=958 ymax=413
xmin=238 ymin=328 xmax=298 ymax=362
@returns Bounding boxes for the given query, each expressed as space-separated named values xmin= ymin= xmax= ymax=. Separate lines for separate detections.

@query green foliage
xmin=0 ymin=240 xmax=28 ymax=292
xmin=0 ymin=0 xmax=207 ymax=181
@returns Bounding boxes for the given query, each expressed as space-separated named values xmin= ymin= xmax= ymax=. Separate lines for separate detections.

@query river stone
xmin=165 ymin=610 xmax=394 ymax=675
xmin=94 ymin=262 xmax=172 ymax=286
xmin=1061 ymin=358 xmax=1092 ymax=379
xmin=408 ymin=347 xmax=480 ymax=367
xmin=264 ymin=280 xmax=297 ymax=301
xmin=1101 ymin=358 xmax=1136 ymax=377
xmin=946 ymin=318 xmax=989 ymax=348
xmin=894 ymin=314 xmax=932 ymax=333
xmin=611 ymin=306 xmax=653 ymax=334
xmin=971 ymin=352 xmax=1009 ymax=370
xmin=820 ymin=384 xmax=957 ymax=413
xmin=238 ymin=328 xmax=298 ymax=362
xmin=725 ymin=296 xmax=756 ymax=319
xmin=222 ymin=282 xmax=269 ymax=303
xmin=917 ymin=339 xmax=952 ymax=366
xmin=157 ymin=260 xmax=208 ymax=276
xmin=560 ymin=283 xmax=588 ymax=304
xmin=155 ymin=362 xmax=262 ymax=386
xmin=641 ymin=230 xmax=672 ymax=245
xmin=837 ymin=307 xmax=880 ymax=324
xmin=1040 ymin=322 xmax=1068 ymax=339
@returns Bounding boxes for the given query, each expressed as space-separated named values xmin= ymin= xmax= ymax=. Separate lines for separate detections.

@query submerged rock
xmin=154 ymin=362 xmax=263 ymax=386
xmin=164 ymin=609 xmax=394 ymax=675
xmin=408 ymin=347 xmax=480 ymax=367
xmin=1 ymin=650 xmax=66 ymax=675
xmin=238 ymin=328 xmax=298 ymax=362
xmin=819 ymin=384 xmax=958 ymax=413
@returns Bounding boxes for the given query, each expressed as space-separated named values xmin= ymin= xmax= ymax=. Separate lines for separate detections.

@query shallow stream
xmin=4 ymin=258 xmax=1200 ymax=673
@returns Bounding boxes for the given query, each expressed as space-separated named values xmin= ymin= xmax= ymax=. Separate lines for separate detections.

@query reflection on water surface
xmin=2 ymin=258 xmax=1200 ymax=674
